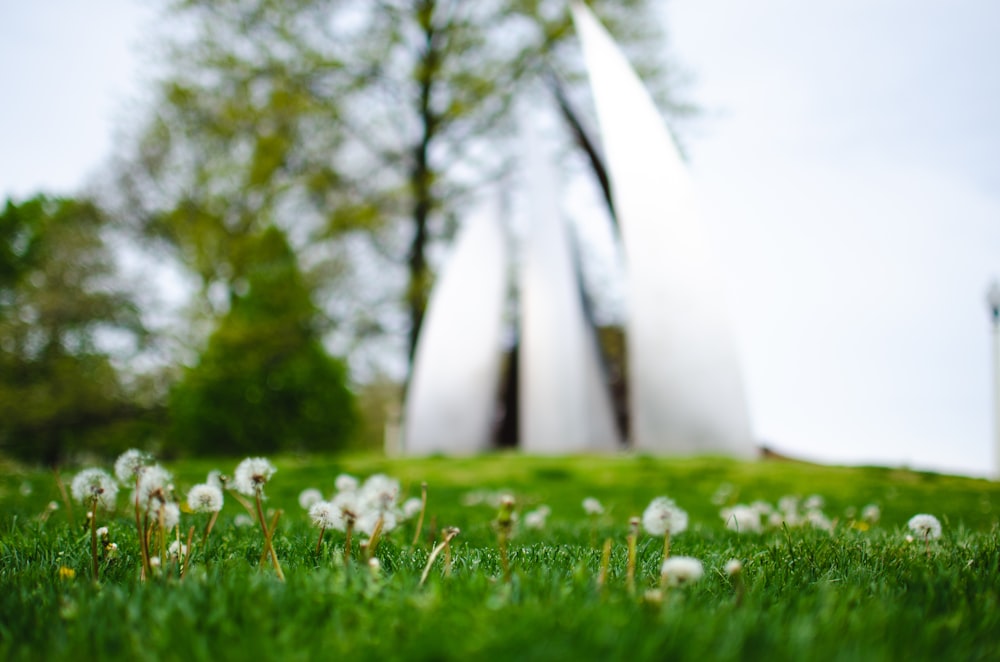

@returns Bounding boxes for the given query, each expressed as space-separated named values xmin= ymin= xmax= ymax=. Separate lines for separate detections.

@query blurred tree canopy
xmin=0 ymin=196 xmax=148 ymax=466
xmin=115 ymin=0 xmax=692 ymax=374
xmin=168 ymin=226 xmax=357 ymax=455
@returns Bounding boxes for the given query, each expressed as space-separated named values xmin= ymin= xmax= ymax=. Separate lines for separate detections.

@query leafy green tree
xmin=168 ymin=226 xmax=357 ymax=455
xmin=117 ymin=0 xmax=692 ymax=372
xmin=0 ymin=196 xmax=147 ymax=466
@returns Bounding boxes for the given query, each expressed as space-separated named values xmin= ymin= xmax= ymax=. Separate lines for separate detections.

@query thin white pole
xmin=993 ymin=318 xmax=1000 ymax=480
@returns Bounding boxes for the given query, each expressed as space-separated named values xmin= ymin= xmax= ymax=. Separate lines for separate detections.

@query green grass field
xmin=1 ymin=453 xmax=999 ymax=661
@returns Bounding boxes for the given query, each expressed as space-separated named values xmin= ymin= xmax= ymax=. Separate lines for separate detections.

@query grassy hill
xmin=1 ymin=454 xmax=998 ymax=660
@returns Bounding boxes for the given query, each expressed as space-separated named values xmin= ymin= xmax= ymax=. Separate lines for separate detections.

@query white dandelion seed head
xmin=806 ymin=510 xmax=834 ymax=532
xmin=804 ymin=495 xmax=825 ymax=511
xmin=461 ymin=490 xmax=485 ymax=507
xmin=661 ymin=556 xmax=704 ymax=586
xmin=331 ymin=491 xmax=360 ymax=529
xmin=96 ymin=526 xmax=109 ymax=538
xmin=642 ymin=497 xmax=688 ymax=537
xmin=233 ymin=514 xmax=254 ymax=528
xmin=233 ymin=457 xmax=276 ymax=496
xmin=206 ymin=470 xmax=224 ymax=490
xmin=167 ymin=540 xmax=187 ymax=559
xmin=721 ymin=505 xmax=762 ymax=534
xmin=298 ymin=488 xmax=324 ymax=510
xmin=778 ymin=496 xmax=799 ymax=514
xmin=582 ymin=497 xmax=604 ymax=516
xmin=334 ymin=473 xmax=359 ymax=493
xmin=134 ymin=465 xmax=172 ymax=510
xmin=187 ymin=484 xmax=224 ymax=513
xmin=70 ymin=468 xmax=118 ymax=510
xmin=523 ymin=508 xmax=549 ymax=530
xmin=149 ymin=556 xmax=161 ymax=568
xmin=309 ymin=500 xmax=342 ymax=529
xmin=359 ymin=473 xmax=400 ymax=512
xmin=159 ymin=502 xmax=181 ymax=530
xmin=402 ymin=497 xmax=423 ymax=520
xmin=356 ymin=509 xmax=397 ymax=536
xmin=907 ymin=514 xmax=942 ymax=540
xmin=769 ymin=511 xmax=798 ymax=529
xmin=862 ymin=504 xmax=881 ymax=523
xmin=725 ymin=559 xmax=743 ymax=576
xmin=113 ymin=449 xmax=150 ymax=485
xmin=710 ymin=483 xmax=734 ymax=506
xmin=750 ymin=500 xmax=774 ymax=516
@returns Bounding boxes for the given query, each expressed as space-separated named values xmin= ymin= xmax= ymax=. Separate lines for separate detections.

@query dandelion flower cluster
xmin=862 ymin=504 xmax=881 ymax=524
xmin=233 ymin=457 xmax=277 ymax=496
xmin=523 ymin=505 xmax=551 ymax=530
xmin=70 ymin=468 xmax=118 ymax=510
xmin=206 ymin=470 xmax=224 ymax=490
xmin=582 ymin=497 xmax=604 ymax=516
xmin=160 ymin=502 xmax=181 ymax=530
xmin=335 ymin=473 xmax=359 ymax=493
xmin=720 ymin=504 xmax=762 ymax=534
xmin=113 ymin=449 xmax=150 ymax=485
xmin=134 ymin=465 xmax=172 ymax=510
xmin=168 ymin=540 xmax=188 ymax=560
xmin=187 ymin=484 xmax=224 ymax=513
xmin=660 ymin=556 xmax=704 ymax=586
xmin=642 ymin=496 xmax=688 ymax=536
xmin=309 ymin=500 xmax=343 ymax=530
xmin=907 ymin=514 xmax=942 ymax=540
xmin=298 ymin=488 xmax=324 ymax=510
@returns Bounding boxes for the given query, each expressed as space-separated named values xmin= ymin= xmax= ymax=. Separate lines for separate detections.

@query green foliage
xmin=118 ymin=0 xmax=689 ymax=366
xmin=168 ymin=227 xmax=356 ymax=455
xmin=1 ymin=455 xmax=999 ymax=660
xmin=0 ymin=196 xmax=147 ymax=466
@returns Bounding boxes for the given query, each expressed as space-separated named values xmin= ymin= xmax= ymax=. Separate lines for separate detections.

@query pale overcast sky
xmin=1 ymin=1 xmax=998 ymax=477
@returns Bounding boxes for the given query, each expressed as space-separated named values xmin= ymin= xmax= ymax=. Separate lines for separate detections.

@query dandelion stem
xmin=411 ymin=482 xmax=428 ymax=547
xmin=227 ymin=488 xmax=257 ymax=519
xmin=89 ymin=495 xmax=100 ymax=581
xmin=597 ymin=538 xmax=612 ymax=590
xmin=496 ymin=497 xmax=515 ymax=583
xmin=158 ymin=505 xmax=167 ymax=573
xmin=366 ymin=515 xmax=385 ymax=561
xmin=134 ymin=474 xmax=151 ymax=580
xmin=662 ymin=530 xmax=672 ymax=565
xmin=202 ymin=510 xmax=219 ymax=550
xmin=253 ymin=491 xmax=284 ymax=581
xmin=344 ymin=518 xmax=354 ymax=566
xmin=315 ymin=525 xmax=326 ymax=555
xmin=419 ymin=527 xmax=460 ymax=587
xmin=626 ymin=517 xmax=639 ymax=595
xmin=180 ymin=526 xmax=195 ymax=580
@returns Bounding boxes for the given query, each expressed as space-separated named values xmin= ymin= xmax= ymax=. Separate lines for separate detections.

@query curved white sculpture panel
xmin=519 ymin=129 xmax=622 ymax=453
xmin=572 ymin=3 xmax=755 ymax=457
xmin=403 ymin=208 xmax=509 ymax=454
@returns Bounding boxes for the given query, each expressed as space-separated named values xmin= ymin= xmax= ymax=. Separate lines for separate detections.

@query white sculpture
xmin=403 ymin=6 xmax=755 ymax=458
xmin=572 ymin=3 xmax=755 ymax=456
xmin=403 ymin=206 xmax=510 ymax=454
xmin=519 ymin=126 xmax=622 ymax=453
